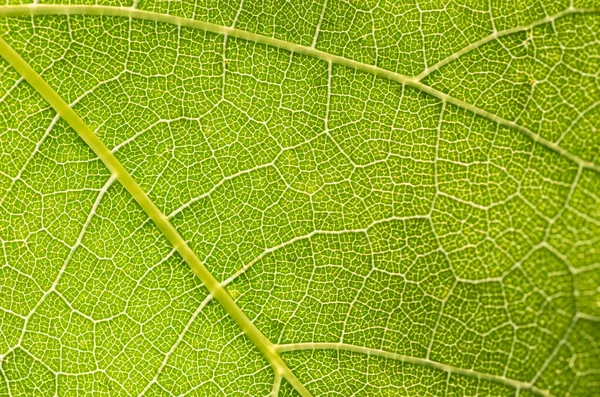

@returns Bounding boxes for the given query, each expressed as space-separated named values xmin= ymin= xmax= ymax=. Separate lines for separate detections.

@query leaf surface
xmin=0 ymin=1 xmax=599 ymax=396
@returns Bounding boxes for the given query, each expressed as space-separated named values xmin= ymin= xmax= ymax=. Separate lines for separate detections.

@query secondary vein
xmin=0 ymin=35 xmax=313 ymax=397
xmin=0 ymin=4 xmax=598 ymax=173
xmin=276 ymin=342 xmax=554 ymax=397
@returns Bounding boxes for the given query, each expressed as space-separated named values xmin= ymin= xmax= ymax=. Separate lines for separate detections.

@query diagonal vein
xmin=0 ymin=4 xmax=598 ymax=173
xmin=0 ymin=35 xmax=313 ymax=397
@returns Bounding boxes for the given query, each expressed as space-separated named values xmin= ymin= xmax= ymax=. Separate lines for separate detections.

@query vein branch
xmin=0 ymin=4 xmax=597 ymax=173
xmin=0 ymin=35 xmax=312 ymax=397
xmin=414 ymin=6 xmax=600 ymax=81
xmin=276 ymin=342 xmax=553 ymax=397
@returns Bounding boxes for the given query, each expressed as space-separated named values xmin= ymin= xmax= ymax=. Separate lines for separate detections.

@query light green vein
xmin=0 ymin=35 xmax=313 ymax=397
xmin=276 ymin=342 xmax=553 ymax=397
xmin=0 ymin=4 xmax=598 ymax=173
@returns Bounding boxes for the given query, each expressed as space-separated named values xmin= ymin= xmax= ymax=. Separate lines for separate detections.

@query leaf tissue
xmin=0 ymin=0 xmax=599 ymax=396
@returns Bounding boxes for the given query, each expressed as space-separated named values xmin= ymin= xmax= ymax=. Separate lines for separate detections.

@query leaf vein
xmin=0 ymin=4 xmax=597 ymax=173
xmin=276 ymin=342 xmax=554 ymax=397
xmin=0 ymin=36 xmax=313 ymax=397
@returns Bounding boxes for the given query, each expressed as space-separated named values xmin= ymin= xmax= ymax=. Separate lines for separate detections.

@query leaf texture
xmin=0 ymin=1 xmax=599 ymax=396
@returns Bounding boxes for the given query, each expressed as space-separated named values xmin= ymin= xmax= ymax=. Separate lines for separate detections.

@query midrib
xmin=0 ymin=36 xmax=313 ymax=397
xmin=0 ymin=3 xmax=599 ymax=173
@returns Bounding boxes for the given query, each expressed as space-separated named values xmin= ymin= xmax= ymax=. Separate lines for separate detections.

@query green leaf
xmin=0 ymin=1 xmax=599 ymax=396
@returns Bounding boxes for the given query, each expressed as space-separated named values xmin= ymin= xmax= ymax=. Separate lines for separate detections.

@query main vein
xmin=0 ymin=4 xmax=598 ymax=173
xmin=0 ymin=36 xmax=312 ymax=397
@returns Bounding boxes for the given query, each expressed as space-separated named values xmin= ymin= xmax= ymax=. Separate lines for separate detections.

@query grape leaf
xmin=0 ymin=1 xmax=599 ymax=396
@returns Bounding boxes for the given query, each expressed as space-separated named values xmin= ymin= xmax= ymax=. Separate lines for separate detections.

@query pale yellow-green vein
xmin=0 ymin=35 xmax=313 ymax=397
xmin=0 ymin=4 xmax=598 ymax=173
